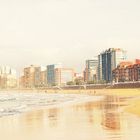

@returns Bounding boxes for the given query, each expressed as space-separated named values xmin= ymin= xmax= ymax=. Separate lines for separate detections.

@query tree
xmin=74 ymin=78 xmax=84 ymax=85
xmin=66 ymin=81 xmax=75 ymax=85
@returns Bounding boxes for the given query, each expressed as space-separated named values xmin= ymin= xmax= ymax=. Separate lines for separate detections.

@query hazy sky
xmin=0 ymin=0 xmax=140 ymax=73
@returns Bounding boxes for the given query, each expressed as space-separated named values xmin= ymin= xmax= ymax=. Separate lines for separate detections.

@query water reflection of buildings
xmin=48 ymin=108 xmax=59 ymax=127
xmin=102 ymin=112 xmax=121 ymax=130
xmin=1 ymin=98 xmax=138 ymax=140
xmin=19 ymin=107 xmax=60 ymax=134
xmin=101 ymin=96 xmax=127 ymax=130
xmin=20 ymin=110 xmax=46 ymax=133
xmin=74 ymin=101 xmax=102 ymax=124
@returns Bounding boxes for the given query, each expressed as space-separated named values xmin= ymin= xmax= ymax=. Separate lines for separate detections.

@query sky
xmin=0 ymin=0 xmax=140 ymax=73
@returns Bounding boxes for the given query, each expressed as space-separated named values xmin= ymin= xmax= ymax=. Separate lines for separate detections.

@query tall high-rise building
xmin=22 ymin=65 xmax=41 ymax=88
xmin=97 ymin=54 xmax=102 ymax=82
xmin=47 ymin=63 xmax=62 ymax=86
xmin=98 ymin=48 xmax=127 ymax=83
xmin=84 ymin=59 xmax=98 ymax=82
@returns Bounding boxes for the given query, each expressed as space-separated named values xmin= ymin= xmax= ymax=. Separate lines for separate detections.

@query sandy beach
xmin=0 ymin=89 xmax=140 ymax=140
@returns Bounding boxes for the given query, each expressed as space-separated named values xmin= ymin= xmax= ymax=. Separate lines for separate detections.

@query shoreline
xmin=0 ymin=88 xmax=140 ymax=117
xmin=1 ymin=88 xmax=140 ymax=95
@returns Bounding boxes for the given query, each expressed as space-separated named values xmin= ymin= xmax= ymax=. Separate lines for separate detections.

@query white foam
xmin=0 ymin=93 xmax=104 ymax=117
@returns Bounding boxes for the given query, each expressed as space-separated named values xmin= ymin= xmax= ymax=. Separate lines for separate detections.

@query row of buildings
xmin=84 ymin=48 xmax=140 ymax=84
xmin=84 ymin=48 xmax=127 ymax=83
xmin=0 ymin=48 xmax=140 ymax=88
xmin=19 ymin=64 xmax=75 ymax=88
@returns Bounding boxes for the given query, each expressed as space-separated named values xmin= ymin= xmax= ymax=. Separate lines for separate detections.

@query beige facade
xmin=20 ymin=65 xmax=47 ymax=88
xmin=40 ymin=71 xmax=47 ymax=87
xmin=21 ymin=65 xmax=40 ymax=88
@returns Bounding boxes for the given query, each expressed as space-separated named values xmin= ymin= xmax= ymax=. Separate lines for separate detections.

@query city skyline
xmin=0 ymin=0 xmax=140 ymax=72
xmin=0 ymin=47 xmax=137 ymax=75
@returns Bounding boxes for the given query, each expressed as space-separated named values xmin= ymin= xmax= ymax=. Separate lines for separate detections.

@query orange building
xmin=112 ymin=61 xmax=133 ymax=82
xmin=20 ymin=67 xmax=47 ymax=88
xmin=128 ymin=64 xmax=140 ymax=81
xmin=113 ymin=59 xmax=140 ymax=82
xmin=20 ymin=65 xmax=48 ymax=88
xmin=20 ymin=65 xmax=41 ymax=88
xmin=135 ymin=59 xmax=140 ymax=64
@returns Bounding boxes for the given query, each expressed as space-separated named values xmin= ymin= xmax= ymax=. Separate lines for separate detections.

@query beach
xmin=0 ymin=89 xmax=140 ymax=140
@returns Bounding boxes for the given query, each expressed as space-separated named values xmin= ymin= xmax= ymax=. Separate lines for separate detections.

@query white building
xmin=55 ymin=68 xmax=74 ymax=86
xmin=0 ymin=66 xmax=17 ymax=88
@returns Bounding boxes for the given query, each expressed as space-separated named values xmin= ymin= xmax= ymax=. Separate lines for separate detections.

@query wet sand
xmin=126 ymin=99 xmax=140 ymax=117
xmin=0 ymin=94 xmax=140 ymax=140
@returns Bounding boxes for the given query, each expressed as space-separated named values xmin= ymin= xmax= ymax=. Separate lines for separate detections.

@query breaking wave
xmin=0 ymin=93 xmax=104 ymax=117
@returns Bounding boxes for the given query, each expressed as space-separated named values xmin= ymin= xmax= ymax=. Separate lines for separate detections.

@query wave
xmin=0 ymin=93 xmax=104 ymax=117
